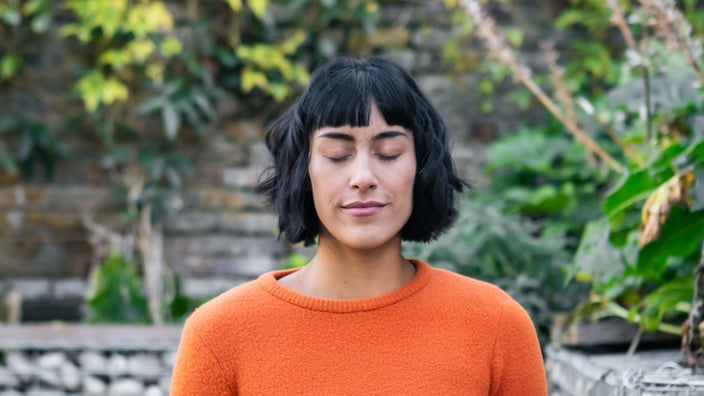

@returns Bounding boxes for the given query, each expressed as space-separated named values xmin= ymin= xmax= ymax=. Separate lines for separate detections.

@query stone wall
xmin=0 ymin=1 xmax=563 ymax=321
xmin=0 ymin=325 xmax=180 ymax=396
xmin=546 ymin=346 xmax=704 ymax=395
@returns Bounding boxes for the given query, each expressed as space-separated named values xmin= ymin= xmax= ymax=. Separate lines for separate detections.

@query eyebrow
xmin=317 ymin=130 xmax=409 ymax=141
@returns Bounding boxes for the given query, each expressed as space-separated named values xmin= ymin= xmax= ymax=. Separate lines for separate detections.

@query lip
xmin=341 ymin=201 xmax=386 ymax=217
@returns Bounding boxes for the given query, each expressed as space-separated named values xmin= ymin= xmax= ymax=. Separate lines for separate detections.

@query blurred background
xmin=2 ymin=0 xmax=704 ymax=394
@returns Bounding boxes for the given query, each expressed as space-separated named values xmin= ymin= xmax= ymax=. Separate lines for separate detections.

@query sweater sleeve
xmin=490 ymin=298 xmax=548 ymax=396
xmin=170 ymin=316 xmax=236 ymax=396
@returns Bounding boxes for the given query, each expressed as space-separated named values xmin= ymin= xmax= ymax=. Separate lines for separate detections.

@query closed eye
xmin=326 ymin=155 xmax=350 ymax=163
xmin=377 ymin=154 xmax=400 ymax=161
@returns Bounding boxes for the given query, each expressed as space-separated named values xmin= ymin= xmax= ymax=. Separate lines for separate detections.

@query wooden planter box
xmin=553 ymin=316 xmax=681 ymax=349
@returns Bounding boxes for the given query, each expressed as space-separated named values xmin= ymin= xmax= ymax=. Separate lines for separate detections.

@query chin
xmin=337 ymin=232 xmax=400 ymax=251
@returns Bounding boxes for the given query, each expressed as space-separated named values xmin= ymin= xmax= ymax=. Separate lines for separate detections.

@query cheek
xmin=308 ymin=160 xmax=333 ymax=207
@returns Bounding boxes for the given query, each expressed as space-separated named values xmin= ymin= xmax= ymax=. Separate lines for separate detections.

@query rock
xmin=36 ymin=352 xmax=66 ymax=369
xmin=159 ymin=375 xmax=172 ymax=394
xmin=0 ymin=366 xmax=19 ymax=388
xmin=60 ymin=360 xmax=81 ymax=390
xmin=161 ymin=350 xmax=177 ymax=369
xmin=144 ymin=385 xmax=164 ymax=396
xmin=21 ymin=388 xmax=63 ymax=396
xmin=128 ymin=353 xmax=163 ymax=379
xmin=36 ymin=368 xmax=61 ymax=387
xmin=83 ymin=375 xmax=107 ymax=395
xmin=107 ymin=354 xmax=129 ymax=376
xmin=6 ymin=351 xmax=34 ymax=380
xmin=108 ymin=378 xmax=144 ymax=395
xmin=79 ymin=351 xmax=107 ymax=374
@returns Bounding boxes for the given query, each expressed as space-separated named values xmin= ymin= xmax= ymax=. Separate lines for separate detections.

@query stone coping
xmin=0 ymin=324 xmax=183 ymax=351
xmin=546 ymin=346 xmax=704 ymax=395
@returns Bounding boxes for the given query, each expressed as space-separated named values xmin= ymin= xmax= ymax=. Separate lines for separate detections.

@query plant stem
xmin=458 ymin=0 xmax=623 ymax=173
xmin=521 ymin=77 xmax=623 ymax=172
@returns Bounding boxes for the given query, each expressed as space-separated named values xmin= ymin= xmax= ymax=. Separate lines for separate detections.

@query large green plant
xmin=453 ymin=0 xmax=704 ymax=357
xmin=404 ymin=195 xmax=585 ymax=344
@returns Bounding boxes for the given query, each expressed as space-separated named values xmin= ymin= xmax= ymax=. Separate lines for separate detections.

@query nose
xmin=349 ymin=154 xmax=378 ymax=191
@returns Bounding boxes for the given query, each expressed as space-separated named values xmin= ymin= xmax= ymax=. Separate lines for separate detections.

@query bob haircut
xmin=256 ymin=56 xmax=467 ymax=246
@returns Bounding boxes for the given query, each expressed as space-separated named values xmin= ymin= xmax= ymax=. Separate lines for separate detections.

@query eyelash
xmin=327 ymin=154 xmax=400 ymax=163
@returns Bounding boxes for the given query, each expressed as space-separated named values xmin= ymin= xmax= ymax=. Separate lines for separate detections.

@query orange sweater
xmin=171 ymin=259 xmax=547 ymax=395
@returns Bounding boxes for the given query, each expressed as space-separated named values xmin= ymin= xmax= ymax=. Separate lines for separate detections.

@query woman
xmin=171 ymin=56 xmax=547 ymax=395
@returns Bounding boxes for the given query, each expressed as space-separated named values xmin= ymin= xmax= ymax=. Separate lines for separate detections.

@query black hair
xmin=256 ymin=56 xmax=468 ymax=246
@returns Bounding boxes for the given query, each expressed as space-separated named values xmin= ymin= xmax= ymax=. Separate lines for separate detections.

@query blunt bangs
xmin=256 ymin=56 xmax=468 ymax=246
xmin=298 ymin=57 xmax=420 ymax=133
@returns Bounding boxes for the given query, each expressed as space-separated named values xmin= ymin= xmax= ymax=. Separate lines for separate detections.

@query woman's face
xmin=308 ymin=103 xmax=416 ymax=251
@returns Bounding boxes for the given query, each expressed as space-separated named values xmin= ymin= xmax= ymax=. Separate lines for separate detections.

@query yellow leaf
xmin=280 ymin=31 xmax=306 ymax=55
xmin=225 ymin=0 xmax=242 ymax=12
xmin=146 ymin=62 xmax=165 ymax=83
xmin=75 ymin=70 xmax=104 ymax=112
xmin=575 ymin=273 xmax=592 ymax=282
xmin=98 ymin=49 xmax=131 ymax=69
xmin=127 ymin=39 xmax=157 ymax=63
xmin=75 ymin=70 xmax=129 ymax=112
xmin=268 ymin=82 xmax=287 ymax=101
xmin=104 ymin=77 xmax=129 ymax=104
xmin=159 ymin=37 xmax=182 ymax=57
xmin=246 ymin=0 xmax=268 ymax=19
xmin=241 ymin=67 xmax=268 ymax=92
xmin=127 ymin=2 xmax=173 ymax=37
xmin=639 ymin=168 xmax=695 ymax=246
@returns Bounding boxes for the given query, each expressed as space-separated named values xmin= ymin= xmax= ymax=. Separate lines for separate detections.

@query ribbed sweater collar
xmin=257 ymin=258 xmax=432 ymax=313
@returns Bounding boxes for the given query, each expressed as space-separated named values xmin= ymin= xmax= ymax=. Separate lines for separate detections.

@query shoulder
xmin=427 ymin=265 xmax=516 ymax=305
xmin=181 ymin=277 xmax=266 ymax=338
xmin=418 ymin=262 xmax=532 ymax=324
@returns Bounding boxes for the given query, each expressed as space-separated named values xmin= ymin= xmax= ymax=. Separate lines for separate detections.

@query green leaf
xmin=137 ymin=95 xmax=168 ymax=115
xmin=572 ymin=218 xmax=625 ymax=285
xmin=86 ymin=253 xmax=150 ymax=324
xmin=1 ymin=8 xmax=21 ymax=26
xmin=637 ymin=207 xmax=704 ymax=278
xmin=504 ymin=27 xmax=523 ymax=47
xmin=22 ymin=0 xmax=47 ymax=15
xmin=30 ymin=10 xmax=51 ymax=33
xmin=689 ymin=139 xmax=704 ymax=161
xmin=246 ymin=0 xmax=267 ymax=19
xmin=1 ymin=54 xmax=22 ymax=80
xmin=603 ymin=167 xmax=672 ymax=219
xmin=162 ymin=105 xmax=180 ymax=140
xmin=0 ymin=151 xmax=18 ymax=175
xmin=191 ymin=90 xmax=215 ymax=119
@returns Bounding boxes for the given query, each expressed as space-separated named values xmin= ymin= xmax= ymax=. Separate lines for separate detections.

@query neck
xmin=279 ymin=235 xmax=415 ymax=300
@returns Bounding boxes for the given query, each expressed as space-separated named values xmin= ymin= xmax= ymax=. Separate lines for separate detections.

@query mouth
xmin=341 ymin=201 xmax=386 ymax=216
xmin=342 ymin=201 xmax=385 ymax=209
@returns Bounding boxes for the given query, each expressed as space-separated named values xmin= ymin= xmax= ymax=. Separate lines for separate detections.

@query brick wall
xmin=0 ymin=1 xmax=562 ymax=320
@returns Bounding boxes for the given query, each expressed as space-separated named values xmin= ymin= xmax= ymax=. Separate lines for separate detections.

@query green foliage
xmin=86 ymin=252 xmax=196 ymax=323
xmin=442 ymin=0 xmax=704 ymax=343
xmin=404 ymin=195 xmax=586 ymax=344
xmin=484 ymin=124 xmax=609 ymax=238
xmin=0 ymin=0 xmax=389 ymax=323
xmin=0 ymin=116 xmax=69 ymax=180
xmin=86 ymin=253 xmax=150 ymax=324
xmin=552 ymin=2 xmax=704 ymax=336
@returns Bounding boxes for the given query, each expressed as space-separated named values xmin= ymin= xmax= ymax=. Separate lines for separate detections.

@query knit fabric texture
xmin=170 ymin=259 xmax=547 ymax=395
